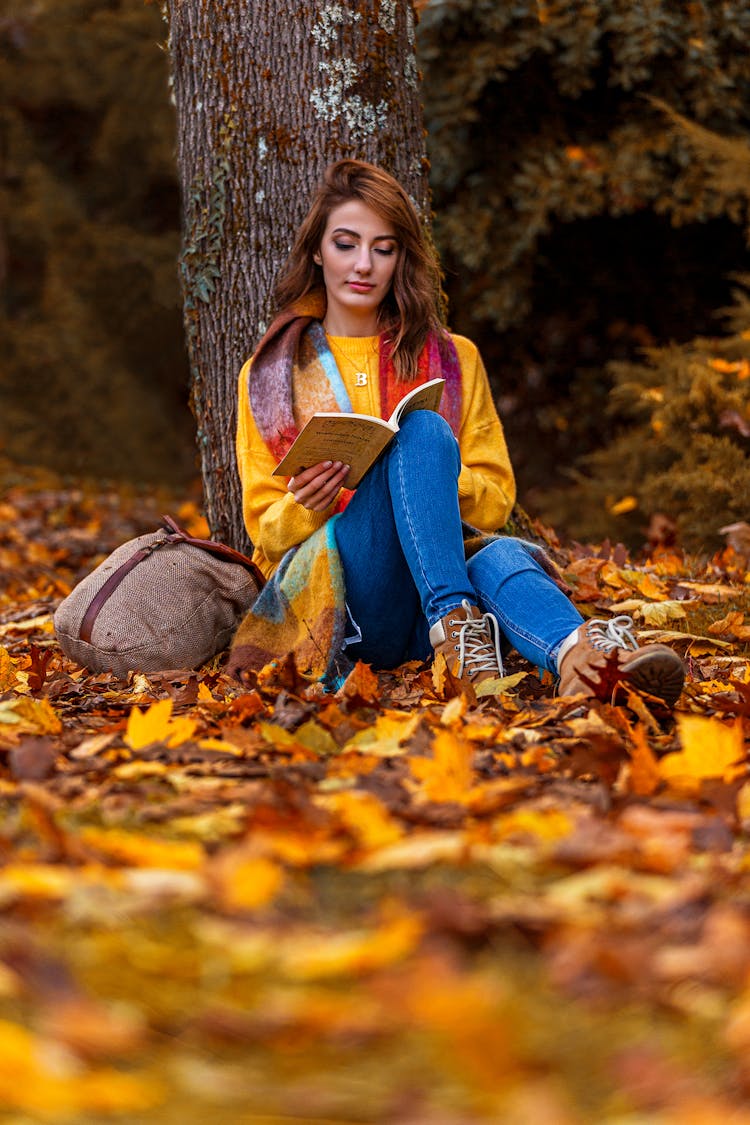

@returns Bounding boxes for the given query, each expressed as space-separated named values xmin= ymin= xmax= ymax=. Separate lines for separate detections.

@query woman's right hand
xmin=288 ymin=460 xmax=350 ymax=511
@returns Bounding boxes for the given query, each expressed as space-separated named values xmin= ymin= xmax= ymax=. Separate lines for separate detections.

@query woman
xmin=231 ymin=159 xmax=684 ymax=705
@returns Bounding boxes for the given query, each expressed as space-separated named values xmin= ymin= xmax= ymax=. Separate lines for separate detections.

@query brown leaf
xmin=336 ymin=660 xmax=381 ymax=707
xmin=9 ymin=737 xmax=57 ymax=781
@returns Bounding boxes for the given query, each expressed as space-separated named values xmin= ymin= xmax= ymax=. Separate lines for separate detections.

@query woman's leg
xmin=334 ymin=410 xmax=475 ymax=667
xmin=467 ymin=537 xmax=584 ymax=673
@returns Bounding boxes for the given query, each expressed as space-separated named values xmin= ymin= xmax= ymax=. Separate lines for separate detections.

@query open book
xmin=273 ymin=378 xmax=445 ymax=489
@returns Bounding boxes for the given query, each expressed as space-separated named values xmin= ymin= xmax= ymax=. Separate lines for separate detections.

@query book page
xmin=389 ymin=378 xmax=445 ymax=427
xmin=273 ymin=414 xmax=395 ymax=489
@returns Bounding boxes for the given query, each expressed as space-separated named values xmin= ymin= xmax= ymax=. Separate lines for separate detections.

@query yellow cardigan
xmin=236 ymin=332 xmax=516 ymax=580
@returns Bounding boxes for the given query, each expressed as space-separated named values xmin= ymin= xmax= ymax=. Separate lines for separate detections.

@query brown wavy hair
xmin=272 ymin=160 xmax=445 ymax=380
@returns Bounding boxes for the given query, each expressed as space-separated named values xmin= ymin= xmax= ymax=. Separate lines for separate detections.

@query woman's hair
xmin=272 ymin=159 xmax=445 ymax=380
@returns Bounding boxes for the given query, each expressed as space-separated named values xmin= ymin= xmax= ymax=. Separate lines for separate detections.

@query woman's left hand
xmin=288 ymin=460 xmax=349 ymax=511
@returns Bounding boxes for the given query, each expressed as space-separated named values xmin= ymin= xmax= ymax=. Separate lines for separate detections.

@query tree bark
xmin=162 ymin=0 xmax=429 ymax=550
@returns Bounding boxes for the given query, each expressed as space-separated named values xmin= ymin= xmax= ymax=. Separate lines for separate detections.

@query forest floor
xmin=3 ymin=462 xmax=750 ymax=1124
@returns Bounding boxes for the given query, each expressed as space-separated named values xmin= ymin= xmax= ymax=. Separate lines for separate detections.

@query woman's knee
xmin=393 ymin=410 xmax=460 ymax=467
xmin=467 ymin=537 xmax=541 ymax=586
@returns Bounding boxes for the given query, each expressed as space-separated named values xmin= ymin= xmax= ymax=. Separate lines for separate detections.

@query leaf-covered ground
xmin=3 ymin=464 xmax=750 ymax=1124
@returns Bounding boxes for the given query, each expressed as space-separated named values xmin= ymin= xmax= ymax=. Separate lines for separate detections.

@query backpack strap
xmin=78 ymin=516 xmax=264 ymax=645
xmin=160 ymin=516 xmax=266 ymax=587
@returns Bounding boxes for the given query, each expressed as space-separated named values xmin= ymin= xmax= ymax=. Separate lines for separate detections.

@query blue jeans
xmin=333 ymin=410 xmax=583 ymax=671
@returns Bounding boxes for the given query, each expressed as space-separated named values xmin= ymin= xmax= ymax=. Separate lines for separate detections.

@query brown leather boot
xmin=557 ymin=615 xmax=684 ymax=705
xmin=429 ymin=599 xmax=503 ymax=690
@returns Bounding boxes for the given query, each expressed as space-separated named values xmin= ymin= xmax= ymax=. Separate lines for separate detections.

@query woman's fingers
xmin=288 ymin=460 xmax=349 ymax=510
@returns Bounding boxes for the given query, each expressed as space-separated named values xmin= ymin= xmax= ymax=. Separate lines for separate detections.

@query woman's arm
xmin=236 ymin=362 xmax=344 ymax=575
xmin=452 ymin=335 xmax=516 ymax=532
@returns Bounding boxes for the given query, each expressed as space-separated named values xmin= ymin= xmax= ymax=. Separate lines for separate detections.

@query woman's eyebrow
xmin=331 ymin=226 xmax=397 ymax=241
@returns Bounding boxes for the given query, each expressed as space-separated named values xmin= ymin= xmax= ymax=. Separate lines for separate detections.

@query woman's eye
xmin=334 ymin=241 xmax=355 ymax=251
xmin=375 ymin=247 xmax=396 ymax=256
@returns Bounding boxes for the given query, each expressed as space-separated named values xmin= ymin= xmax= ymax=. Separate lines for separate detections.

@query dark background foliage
xmin=2 ymin=0 xmax=749 ymax=545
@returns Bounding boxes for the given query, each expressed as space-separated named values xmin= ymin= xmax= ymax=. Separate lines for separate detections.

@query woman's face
xmin=314 ymin=199 xmax=399 ymax=334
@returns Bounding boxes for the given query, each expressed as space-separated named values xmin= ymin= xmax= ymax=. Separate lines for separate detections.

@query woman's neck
xmin=322 ymin=309 xmax=380 ymax=337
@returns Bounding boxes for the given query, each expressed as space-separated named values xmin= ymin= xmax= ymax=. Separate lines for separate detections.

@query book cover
xmin=273 ymin=378 xmax=445 ymax=489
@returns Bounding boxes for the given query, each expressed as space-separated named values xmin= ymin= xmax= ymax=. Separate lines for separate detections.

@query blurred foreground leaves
xmin=4 ymin=470 xmax=750 ymax=1121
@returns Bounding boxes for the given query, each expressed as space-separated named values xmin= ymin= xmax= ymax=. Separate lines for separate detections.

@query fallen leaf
xmin=627 ymin=723 xmax=662 ymax=797
xmin=279 ymin=910 xmax=423 ymax=979
xmin=476 ymin=670 xmax=529 ymax=696
xmin=658 ymin=715 xmax=746 ymax=792
xmin=409 ymin=728 xmax=473 ymax=803
xmin=316 ymin=790 xmax=403 ymax=851
xmin=0 ymin=1018 xmax=162 ymax=1113
xmin=124 ymin=698 xmax=197 ymax=750
xmin=211 ymin=853 xmax=283 ymax=911
xmin=78 ymin=827 xmax=205 ymax=870
xmin=0 ymin=646 xmax=20 ymax=691
xmin=9 ymin=737 xmax=57 ymax=781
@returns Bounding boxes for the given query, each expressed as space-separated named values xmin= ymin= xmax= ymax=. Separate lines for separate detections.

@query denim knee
xmin=467 ymin=537 xmax=543 ymax=587
xmin=393 ymin=410 xmax=460 ymax=473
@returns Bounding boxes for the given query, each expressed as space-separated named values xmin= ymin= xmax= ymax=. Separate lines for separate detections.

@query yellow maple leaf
xmin=410 ymin=728 xmax=473 ymax=803
xmin=475 ymin=670 xmax=529 ymax=697
xmin=638 ymin=600 xmax=687 ymax=626
xmin=0 ymin=696 xmax=62 ymax=735
xmin=346 ymin=711 xmax=419 ymax=756
xmin=625 ymin=570 xmax=669 ymax=600
xmin=658 ymin=714 xmax=746 ymax=791
xmin=124 ymin=698 xmax=196 ymax=750
xmin=318 ymin=790 xmax=403 ymax=851
xmin=0 ymin=646 xmax=19 ymax=692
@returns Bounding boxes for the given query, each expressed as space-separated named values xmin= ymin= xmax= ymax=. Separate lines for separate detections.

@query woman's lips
xmin=348 ymin=282 xmax=375 ymax=292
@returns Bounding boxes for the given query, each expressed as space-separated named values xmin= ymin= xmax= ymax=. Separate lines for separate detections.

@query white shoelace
xmin=585 ymin=615 xmax=639 ymax=653
xmin=449 ymin=599 xmax=504 ymax=678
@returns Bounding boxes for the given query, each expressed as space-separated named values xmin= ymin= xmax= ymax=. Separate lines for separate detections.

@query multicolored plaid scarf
xmin=249 ymin=289 xmax=463 ymax=475
xmin=228 ymin=516 xmax=349 ymax=686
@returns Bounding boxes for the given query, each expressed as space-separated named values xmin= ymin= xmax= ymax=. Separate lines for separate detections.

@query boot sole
xmin=621 ymin=650 xmax=685 ymax=707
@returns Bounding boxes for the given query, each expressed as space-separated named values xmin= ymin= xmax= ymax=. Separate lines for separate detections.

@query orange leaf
xmin=563 ymin=557 xmax=607 ymax=600
xmin=708 ymin=611 xmax=745 ymax=637
xmin=628 ymin=723 xmax=661 ymax=796
xmin=280 ymin=910 xmax=423 ymax=980
xmin=410 ymin=728 xmax=473 ymax=803
xmin=658 ymin=715 xmax=746 ymax=791
xmin=0 ymin=646 xmax=19 ymax=692
xmin=431 ymin=650 xmax=449 ymax=695
xmin=337 ymin=660 xmax=380 ymax=704
xmin=79 ymin=827 xmax=204 ymax=870
xmin=0 ymin=1019 xmax=163 ymax=1113
xmin=213 ymin=854 xmax=283 ymax=911
xmin=709 ymin=357 xmax=750 ymax=377
xmin=609 ymin=495 xmax=638 ymax=516
xmin=318 ymin=790 xmax=403 ymax=851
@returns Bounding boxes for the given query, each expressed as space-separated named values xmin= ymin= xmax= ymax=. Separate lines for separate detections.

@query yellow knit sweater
xmin=236 ymin=332 xmax=516 ymax=580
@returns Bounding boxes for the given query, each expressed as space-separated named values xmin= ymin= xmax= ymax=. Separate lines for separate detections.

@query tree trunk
xmin=162 ymin=0 xmax=429 ymax=551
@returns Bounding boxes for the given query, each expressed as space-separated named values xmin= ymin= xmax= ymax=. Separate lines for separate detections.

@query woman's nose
xmin=354 ymin=247 xmax=372 ymax=273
